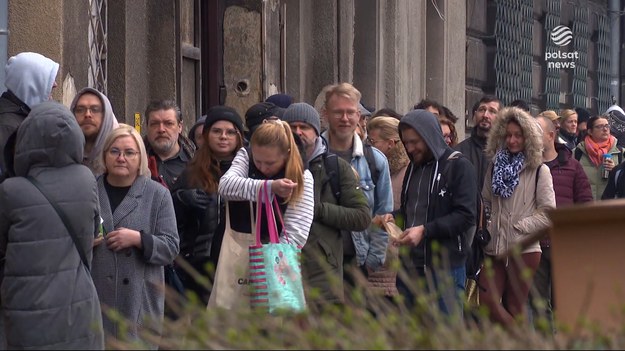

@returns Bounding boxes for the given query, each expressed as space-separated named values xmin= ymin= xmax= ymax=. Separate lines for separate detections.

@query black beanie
xmin=245 ymin=102 xmax=285 ymax=134
xmin=575 ymin=107 xmax=591 ymax=124
xmin=203 ymin=105 xmax=244 ymax=135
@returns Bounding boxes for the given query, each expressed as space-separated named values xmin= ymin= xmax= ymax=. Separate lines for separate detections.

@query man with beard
xmin=283 ymin=102 xmax=371 ymax=306
xmin=455 ymin=95 xmax=501 ymax=190
xmin=144 ymin=100 xmax=195 ymax=189
xmin=143 ymin=100 xmax=195 ymax=311
xmin=382 ymin=109 xmax=476 ymax=316
xmin=70 ymin=88 xmax=119 ymax=175
xmin=454 ymin=95 xmax=500 ymax=297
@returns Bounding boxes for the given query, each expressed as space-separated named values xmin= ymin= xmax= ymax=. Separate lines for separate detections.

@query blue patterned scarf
xmin=491 ymin=149 xmax=525 ymax=198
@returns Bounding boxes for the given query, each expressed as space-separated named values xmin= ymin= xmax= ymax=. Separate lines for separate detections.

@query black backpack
xmin=323 ymin=143 xmax=379 ymax=201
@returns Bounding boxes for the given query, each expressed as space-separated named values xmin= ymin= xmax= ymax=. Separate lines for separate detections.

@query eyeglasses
xmin=108 ymin=148 xmax=139 ymax=159
xmin=74 ymin=105 xmax=102 ymax=115
xmin=209 ymin=127 xmax=239 ymax=138
xmin=367 ymin=137 xmax=381 ymax=145
xmin=593 ymin=124 xmax=610 ymax=131
xmin=329 ymin=109 xmax=359 ymax=119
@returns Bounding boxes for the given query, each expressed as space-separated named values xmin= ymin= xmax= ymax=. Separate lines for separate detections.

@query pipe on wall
xmin=0 ymin=0 xmax=8 ymax=89
xmin=609 ymin=0 xmax=620 ymax=104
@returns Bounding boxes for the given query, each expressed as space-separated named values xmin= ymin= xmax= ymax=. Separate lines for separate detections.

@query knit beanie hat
xmin=266 ymin=93 xmax=294 ymax=109
xmin=282 ymin=102 xmax=321 ymax=136
xmin=188 ymin=115 xmax=206 ymax=146
xmin=575 ymin=107 xmax=590 ymax=124
xmin=203 ymin=105 xmax=244 ymax=135
xmin=245 ymin=102 xmax=285 ymax=135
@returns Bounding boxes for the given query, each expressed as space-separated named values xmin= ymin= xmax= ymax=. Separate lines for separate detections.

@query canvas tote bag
xmin=207 ymin=202 xmax=256 ymax=311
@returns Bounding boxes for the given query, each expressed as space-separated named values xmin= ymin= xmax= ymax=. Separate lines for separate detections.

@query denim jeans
xmin=397 ymin=264 xmax=466 ymax=318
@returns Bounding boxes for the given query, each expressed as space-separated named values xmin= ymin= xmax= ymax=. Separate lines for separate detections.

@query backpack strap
xmin=448 ymin=150 xmax=461 ymax=160
xmin=574 ymin=148 xmax=583 ymax=161
xmin=27 ymin=177 xmax=90 ymax=271
xmin=363 ymin=144 xmax=380 ymax=186
xmin=323 ymin=152 xmax=341 ymax=201
xmin=535 ymin=164 xmax=542 ymax=196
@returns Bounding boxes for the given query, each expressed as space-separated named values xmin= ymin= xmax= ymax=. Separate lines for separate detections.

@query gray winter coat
xmin=92 ymin=175 xmax=179 ymax=349
xmin=0 ymin=101 xmax=104 ymax=349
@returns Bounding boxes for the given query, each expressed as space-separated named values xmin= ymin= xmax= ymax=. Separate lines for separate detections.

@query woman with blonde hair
xmin=479 ymin=107 xmax=556 ymax=329
xmin=366 ymin=116 xmax=409 ymax=211
xmin=559 ymin=108 xmax=579 ymax=151
xmin=365 ymin=116 xmax=409 ymax=297
xmin=210 ymin=120 xmax=314 ymax=310
xmin=218 ymin=119 xmax=314 ymax=248
xmin=92 ymin=124 xmax=179 ymax=348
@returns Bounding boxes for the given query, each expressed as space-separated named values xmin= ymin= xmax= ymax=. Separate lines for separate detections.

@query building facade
xmin=0 ymin=0 xmax=619 ymax=139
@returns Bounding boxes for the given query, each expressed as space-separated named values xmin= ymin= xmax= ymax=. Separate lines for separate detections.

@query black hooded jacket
xmin=398 ymin=110 xmax=477 ymax=269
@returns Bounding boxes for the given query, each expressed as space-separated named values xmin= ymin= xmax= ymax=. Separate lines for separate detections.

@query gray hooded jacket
xmin=0 ymin=101 xmax=104 ymax=349
xmin=70 ymin=87 xmax=119 ymax=175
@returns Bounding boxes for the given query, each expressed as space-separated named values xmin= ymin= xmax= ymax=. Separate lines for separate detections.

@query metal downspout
xmin=609 ymin=0 xmax=620 ymax=104
xmin=0 ymin=0 xmax=8 ymax=89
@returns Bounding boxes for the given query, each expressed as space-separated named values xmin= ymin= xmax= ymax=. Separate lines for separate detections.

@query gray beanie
xmin=282 ymin=102 xmax=321 ymax=135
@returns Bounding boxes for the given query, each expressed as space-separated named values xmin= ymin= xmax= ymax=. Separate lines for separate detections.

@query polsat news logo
xmin=545 ymin=25 xmax=578 ymax=69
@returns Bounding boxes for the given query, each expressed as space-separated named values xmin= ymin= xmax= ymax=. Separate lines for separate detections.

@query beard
xmin=151 ymin=137 xmax=176 ymax=155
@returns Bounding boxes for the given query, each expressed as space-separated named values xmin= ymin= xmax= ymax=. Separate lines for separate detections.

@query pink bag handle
xmin=255 ymin=180 xmax=289 ymax=245
xmin=270 ymin=190 xmax=290 ymax=244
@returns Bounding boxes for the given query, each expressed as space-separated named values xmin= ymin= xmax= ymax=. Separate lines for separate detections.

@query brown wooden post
xmin=548 ymin=199 xmax=625 ymax=333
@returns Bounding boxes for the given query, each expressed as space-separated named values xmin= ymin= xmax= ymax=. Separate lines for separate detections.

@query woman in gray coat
xmin=0 ymin=101 xmax=104 ymax=349
xmin=92 ymin=124 xmax=179 ymax=349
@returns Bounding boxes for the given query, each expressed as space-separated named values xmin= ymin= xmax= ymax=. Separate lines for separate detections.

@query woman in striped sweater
xmin=218 ymin=119 xmax=314 ymax=249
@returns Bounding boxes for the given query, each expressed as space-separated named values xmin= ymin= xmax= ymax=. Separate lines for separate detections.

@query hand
xmin=604 ymin=157 xmax=616 ymax=172
xmin=372 ymin=214 xmax=393 ymax=228
xmin=397 ymin=225 xmax=425 ymax=247
xmin=271 ymin=178 xmax=297 ymax=198
xmin=106 ymin=227 xmax=142 ymax=251
xmin=93 ymin=235 xmax=105 ymax=248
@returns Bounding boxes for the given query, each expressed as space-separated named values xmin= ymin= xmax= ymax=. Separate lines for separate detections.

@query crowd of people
xmin=1 ymin=51 xmax=625 ymax=348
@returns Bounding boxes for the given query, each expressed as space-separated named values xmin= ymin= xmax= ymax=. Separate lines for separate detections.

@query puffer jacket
xmin=0 ymin=101 xmax=104 ymax=349
xmin=546 ymin=144 xmax=593 ymax=207
xmin=483 ymin=107 xmax=557 ymax=256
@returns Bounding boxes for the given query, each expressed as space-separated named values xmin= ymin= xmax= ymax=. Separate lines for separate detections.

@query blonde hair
xmin=250 ymin=120 xmax=305 ymax=204
xmin=324 ymin=82 xmax=362 ymax=110
xmin=537 ymin=110 xmax=559 ymax=122
xmin=560 ymin=109 xmax=577 ymax=122
xmin=367 ymin=116 xmax=400 ymax=141
xmin=98 ymin=123 xmax=150 ymax=177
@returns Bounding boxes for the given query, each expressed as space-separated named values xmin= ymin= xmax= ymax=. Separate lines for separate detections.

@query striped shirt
xmin=218 ymin=147 xmax=314 ymax=248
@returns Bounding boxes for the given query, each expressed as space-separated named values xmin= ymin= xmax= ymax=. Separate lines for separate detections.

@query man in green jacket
xmin=283 ymin=102 xmax=371 ymax=307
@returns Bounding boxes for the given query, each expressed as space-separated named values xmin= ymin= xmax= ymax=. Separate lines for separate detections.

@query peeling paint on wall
xmin=223 ymin=5 xmax=261 ymax=119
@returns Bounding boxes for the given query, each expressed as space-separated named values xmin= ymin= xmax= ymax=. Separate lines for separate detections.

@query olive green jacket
xmin=301 ymin=138 xmax=371 ymax=305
